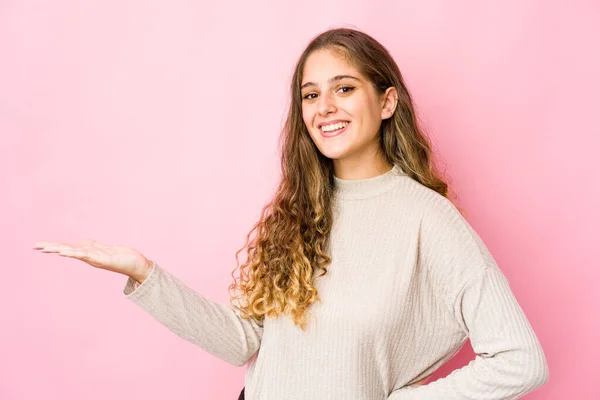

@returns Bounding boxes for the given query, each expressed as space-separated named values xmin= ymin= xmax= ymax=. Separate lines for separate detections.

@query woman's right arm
xmin=33 ymin=239 xmax=263 ymax=367
xmin=123 ymin=260 xmax=263 ymax=367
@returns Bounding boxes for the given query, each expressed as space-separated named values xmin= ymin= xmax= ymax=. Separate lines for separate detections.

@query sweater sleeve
xmin=123 ymin=260 xmax=263 ymax=367
xmin=389 ymin=197 xmax=549 ymax=399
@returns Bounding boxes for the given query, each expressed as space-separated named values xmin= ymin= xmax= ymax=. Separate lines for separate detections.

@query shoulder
xmin=392 ymin=174 xmax=460 ymax=222
xmin=398 ymin=177 xmax=481 ymax=253
xmin=404 ymin=178 xmax=502 ymax=306
xmin=390 ymin=175 xmax=498 ymax=276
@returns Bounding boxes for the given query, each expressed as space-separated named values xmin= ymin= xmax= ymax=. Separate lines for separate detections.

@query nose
xmin=317 ymin=91 xmax=337 ymax=116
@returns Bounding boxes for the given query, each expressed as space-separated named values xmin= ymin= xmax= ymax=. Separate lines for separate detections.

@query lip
xmin=320 ymin=121 xmax=350 ymax=138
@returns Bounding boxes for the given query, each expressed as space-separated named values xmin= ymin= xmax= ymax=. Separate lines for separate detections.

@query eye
xmin=301 ymin=86 xmax=355 ymax=101
xmin=338 ymin=86 xmax=355 ymax=94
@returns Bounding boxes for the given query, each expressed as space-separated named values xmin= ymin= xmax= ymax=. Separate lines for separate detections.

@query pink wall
xmin=2 ymin=1 xmax=598 ymax=399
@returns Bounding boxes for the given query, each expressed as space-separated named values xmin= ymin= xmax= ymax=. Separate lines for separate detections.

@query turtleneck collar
xmin=333 ymin=164 xmax=406 ymax=200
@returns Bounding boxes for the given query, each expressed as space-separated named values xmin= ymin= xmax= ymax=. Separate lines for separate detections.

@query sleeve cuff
xmin=123 ymin=260 xmax=157 ymax=297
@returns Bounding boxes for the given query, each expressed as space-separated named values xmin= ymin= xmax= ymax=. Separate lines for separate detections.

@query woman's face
xmin=300 ymin=48 xmax=396 ymax=172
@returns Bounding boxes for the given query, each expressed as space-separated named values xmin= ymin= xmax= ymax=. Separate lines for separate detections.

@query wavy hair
xmin=229 ymin=27 xmax=459 ymax=331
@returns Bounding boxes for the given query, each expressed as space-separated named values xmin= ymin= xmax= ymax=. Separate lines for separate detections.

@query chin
xmin=322 ymin=151 xmax=351 ymax=161
xmin=312 ymin=138 xmax=354 ymax=160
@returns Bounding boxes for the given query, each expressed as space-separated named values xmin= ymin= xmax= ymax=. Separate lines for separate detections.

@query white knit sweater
xmin=123 ymin=164 xmax=549 ymax=399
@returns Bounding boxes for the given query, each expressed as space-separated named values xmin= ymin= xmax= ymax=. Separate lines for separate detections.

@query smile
xmin=319 ymin=121 xmax=350 ymax=138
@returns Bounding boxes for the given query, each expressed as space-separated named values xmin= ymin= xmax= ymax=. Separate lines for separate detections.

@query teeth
xmin=321 ymin=121 xmax=349 ymax=132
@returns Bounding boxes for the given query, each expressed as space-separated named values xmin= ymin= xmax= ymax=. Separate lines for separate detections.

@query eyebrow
xmin=300 ymin=75 xmax=362 ymax=90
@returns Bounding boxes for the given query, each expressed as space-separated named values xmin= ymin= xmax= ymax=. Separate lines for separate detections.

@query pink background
xmin=2 ymin=1 xmax=598 ymax=399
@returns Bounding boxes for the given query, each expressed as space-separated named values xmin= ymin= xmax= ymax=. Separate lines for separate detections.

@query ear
xmin=380 ymin=87 xmax=398 ymax=120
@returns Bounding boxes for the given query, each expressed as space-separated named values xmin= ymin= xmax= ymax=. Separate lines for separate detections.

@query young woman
xmin=34 ymin=28 xmax=549 ymax=399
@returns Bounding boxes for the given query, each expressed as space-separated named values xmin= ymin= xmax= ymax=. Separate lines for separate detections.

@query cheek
xmin=300 ymin=107 xmax=312 ymax=135
xmin=301 ymin=106 xmax=313 ymax=127
xmin=357 ymin=100 xmax=380 ymax=127
xmin=301 ymin=109 xmax=308 ymax=124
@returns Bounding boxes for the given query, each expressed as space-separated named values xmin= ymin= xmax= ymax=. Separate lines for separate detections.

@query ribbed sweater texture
xmin=123 ymin=164 xmax=549 ymax=399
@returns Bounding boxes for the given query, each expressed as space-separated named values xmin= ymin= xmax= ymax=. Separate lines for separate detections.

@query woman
xmin=34 ymin=28 xmax=549 ymax=399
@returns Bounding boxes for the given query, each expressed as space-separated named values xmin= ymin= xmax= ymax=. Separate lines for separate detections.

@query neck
xmin=333 ymin=159 xmax=394 ymax=181
xmin=333 ymin=164 xmax=405 ymax=200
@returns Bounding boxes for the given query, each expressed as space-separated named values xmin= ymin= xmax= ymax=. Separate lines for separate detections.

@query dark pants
xmin=238 ymin=387 xmax=245 ymax=400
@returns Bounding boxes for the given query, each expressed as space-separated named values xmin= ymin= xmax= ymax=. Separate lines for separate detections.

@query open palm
xmin=33 ymin=238 xmax=151 ymax=279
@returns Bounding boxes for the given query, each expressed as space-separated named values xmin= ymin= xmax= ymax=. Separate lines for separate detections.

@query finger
xmin=33 ymin=241 xmax=63 ymax=249
xmin=34 ymin=241 xmax=74 ymax=249
xmin=38 ymin=242 xmax=81 ymax=253
xmin=58 ymin=248 xmax=87 ymax=258
xmin=38 ymin=245 xmax=67 ymax=253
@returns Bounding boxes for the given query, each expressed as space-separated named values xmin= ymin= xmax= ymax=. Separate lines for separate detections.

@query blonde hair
xmin=229 ymin=28 xmax=459 ymax=331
